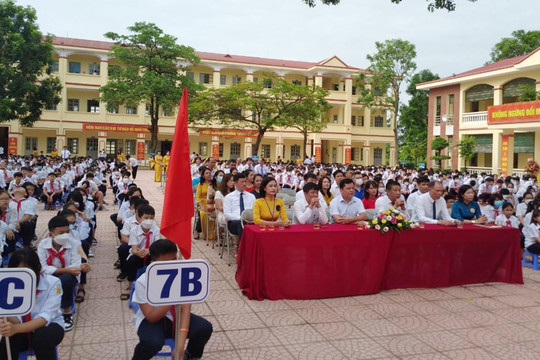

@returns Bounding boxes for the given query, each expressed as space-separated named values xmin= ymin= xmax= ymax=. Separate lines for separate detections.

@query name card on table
xmin=0 ymin=268 xmax=37 ymax=316
xmin=146 ymin=260 xmax=210 ymax=305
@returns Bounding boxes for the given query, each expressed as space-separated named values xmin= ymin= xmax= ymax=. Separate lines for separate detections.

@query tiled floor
xmin=30 ymin=170 xmax=540 ymax=359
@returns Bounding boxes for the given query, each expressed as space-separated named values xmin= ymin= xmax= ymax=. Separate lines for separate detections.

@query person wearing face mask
xmin=37 ymin=216 xmax=82 ymax=331
xmin=123 ymin=204 xmax=161 ymax=300
xmin=482 ymin=193 xmax=504 ymax=223
xmin=353 ymin=172 xmax=364 ymax=200
xmin=517 ymin=192 xmax=534 ymax=226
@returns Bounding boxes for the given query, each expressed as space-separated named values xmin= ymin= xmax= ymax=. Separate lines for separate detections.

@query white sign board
xmin=0 ymin=268 xmax=37 ymax=316
xmin=146 ymin=260 xmax=210 ymax=306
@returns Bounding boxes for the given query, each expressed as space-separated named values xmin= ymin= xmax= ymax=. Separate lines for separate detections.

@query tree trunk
xmin=302 ymin=130 xmax=308 ymax=159
xmin=150 ymin=116 xmax=159 ymax=153
xmin=393 ymin=96 xmax=400 ymax=166
xmin=252 ymin=129 xmax=266 ymax=157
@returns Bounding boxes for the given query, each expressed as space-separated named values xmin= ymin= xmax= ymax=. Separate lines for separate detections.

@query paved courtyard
xmin=31 ymin=170 xmax=540 ymax=359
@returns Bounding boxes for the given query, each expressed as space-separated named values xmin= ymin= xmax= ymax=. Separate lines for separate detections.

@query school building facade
xmin=3 ymin=36 xmax=395 ymax=165
xmin=417 ymin=48 xmax=540 ymax=175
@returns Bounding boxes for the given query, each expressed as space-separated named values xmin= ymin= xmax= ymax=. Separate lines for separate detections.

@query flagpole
xmin=174 ymin=305 xmax=181 ymax=360
xmin=4 ymin=317 xmax=12 ymax=360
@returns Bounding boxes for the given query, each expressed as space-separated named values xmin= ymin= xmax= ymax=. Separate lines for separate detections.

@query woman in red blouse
xmin=362 ymin=180 xmax=379 ymax=209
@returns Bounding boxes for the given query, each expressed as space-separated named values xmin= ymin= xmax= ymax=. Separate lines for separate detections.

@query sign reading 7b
xmin=146 ymin=260 xmax=210 ymax=306
xmin=0 ymin=268 xmax=37 ymax=316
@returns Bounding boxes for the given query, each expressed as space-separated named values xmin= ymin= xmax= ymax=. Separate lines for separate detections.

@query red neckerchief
xmin=494 ymin=209 xmax=499 ymax=218
xmin=506 ymin=220 xmax=512 ymax=227
xmin=143 ymin=231 xmax=152 ymax=265
xmin=12 ymin=198 xmax=25 ymax=216
xmin=1 ymin=211 xmax=6 ymax=222
xmin=49 ymin=181 xmax=54 ymax=193
xmin=47 ymin=248 xmax=67 ymax=268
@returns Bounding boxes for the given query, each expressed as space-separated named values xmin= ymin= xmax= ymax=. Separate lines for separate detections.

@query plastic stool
xmin=156 ymin=338 xmax=175 ymax=359
xmin=522 ymin=250 xmax=540 ymax=271
xmin=18 ymin=347 xmax=58 ymax=360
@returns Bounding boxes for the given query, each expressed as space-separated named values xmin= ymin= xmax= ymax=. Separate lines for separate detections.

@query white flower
xmin=383 ymin=227 xmax=389 ymax=232
xmin=375 ymin=224 xmax=381 ymax=230
xmin=386 ymin=216 xmax=392 ymax=221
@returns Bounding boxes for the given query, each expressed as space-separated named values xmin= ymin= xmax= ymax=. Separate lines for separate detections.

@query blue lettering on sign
xmin=181 ymin=267 xmax=202 ymax=296
xmin=0 ymin=277 xmax=24 ymax=310
xmin=157 ymin=269 xmax=178 ymax=299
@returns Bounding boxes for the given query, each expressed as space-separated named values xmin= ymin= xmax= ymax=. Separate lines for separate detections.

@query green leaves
xmin=458 ymin=135 xmax=476 ymax=168
xmin=0 ymin=0 xmax=61 ymax=126
xmin=489 ymin=30 xmax=540 ymax=63
xmin=304 ymin=0 xmax=478 ymax=11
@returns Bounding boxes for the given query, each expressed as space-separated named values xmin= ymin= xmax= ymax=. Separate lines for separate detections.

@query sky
xmin=16 ymin=0 xmax=540 ymax=86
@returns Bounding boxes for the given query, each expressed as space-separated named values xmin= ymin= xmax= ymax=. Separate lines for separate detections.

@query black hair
xmin=488 ymin=193 xmax=503 ymax=207
xmin=532 ymin=208 xmax=540 ymax=226
xmin=444 ymin=194 xmax=455 ymax=202
xmin=150 ymin=239 xmax=178 ymax=261
xmin=417 ymin=176 xmax=430 ymax=184
xmin=137 ymin=204 xmax=155 ymax=218
xmin=48 ymin=215 xmax=69 ymax=231
xmin=339 ymin=178 xmax=354 ymax=189
xmin=58 ymin=209 xmax=76 ymax=219
xmin=302 ymin=182 xmax=319 ymax=193
xmin=501 ymin=202 xmax=514 ymax=211
xmin=333 ymin=170 xmax=344 ymax=178
xmin=457 ymin=185 xmax=473 ymax=202
xmin=233 ymin=172 xmax=246 ymax=182
xmin=259 ymin=177 xmax=277 ymax=198
xmin=385 ymin=180 xmax=400 ymax=191
xmin=303 ymin=173 xmax=318 ymax=181
xmin=66 ymin=191 xmax=85 ymax=212
xmin=13 ymin=172 xmax=22 ymax=178
xmin=132 ymin=198 xmax=149 ymax=210
xmin=9 ymin=248 xmax=42 ymax=287
xmin=198 ymin=166 xmax=211 ymax=183
xmin=500 ymin=188 xmax=510 ymax=196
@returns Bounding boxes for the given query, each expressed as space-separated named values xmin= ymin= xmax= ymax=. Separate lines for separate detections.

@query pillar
xmin=363 ymin=142 xmax=370 ymax=166
xmin=389 ymin=146 xmax=396 ymax=167
xmin=501 ymin=130 xmax=514 ymax=176
xmin=98 ymin=132 xmax=107 ymax=154
xmin=535 ymin=131 xmax=540 ymax=165
xmin=213 ymin=69 xmax=221 ymax=88
xmin=276 ymin=142 xmax=284 ymax=161
xmin=343 ymin=143 xmax=351 ymax=165
xmin=245 ymin=73 xmax=254 ymax=82
xmin=211 ymin=136 xmax=220 ymax=160
xmin=136 ymin=134 xmax=146 ymax=161
xmin=493 ymin=87 xmax=503 ymax=106
xmin=344 ymin=78 xmax=353 ymax=126
xmin=314 ymin=74 xmax=323 ymax=87
xmin=55 ymin=131 xmax=66 ymax=153
xmin=244 ymin=138 xmax=252 ymax=158
xmin=314 ymin=143 xmax=322 ymax=163
xmin=491 ymin=131 xmax=502 ymax=175
xmin=307 ymin=77 xmax=314 ymax=86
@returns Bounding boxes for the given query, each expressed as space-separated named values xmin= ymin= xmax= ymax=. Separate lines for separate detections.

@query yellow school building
xmin=418 ymin=48 xmax=540 ymax=175
xmin=4 ymin=36 xmax=395 ymax=165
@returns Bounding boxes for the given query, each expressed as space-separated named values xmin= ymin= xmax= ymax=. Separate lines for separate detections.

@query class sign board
xmin=0 ymin=268 xmax=37 ymax=316
xmin=146 ymin=260 xmax=210 ymax=306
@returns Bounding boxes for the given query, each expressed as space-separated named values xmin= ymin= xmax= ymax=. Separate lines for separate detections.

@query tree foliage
xmin=303 ymin=0 xmax=478 ymax=11
xmin=398 ymin=69 xmax=439 ymax=165
xmin=100 ymin=22 xmax=200 ymax=152
xmin=517 ymin=84 xmax=540 ymax=102
xmin=489 ymin=30 xmax=540 ymax=63
xmin=357 ymin=39 xmax=417 ymax=165
xmin=430 ymin=137 xmax=450 ymax=169
xmin=458 ymin=135 xmax=476 ymax=169
xmin=0 ymin=0 xmax=62 ymax=126
xmin=189 ymin=74 xmax=330 ymax=157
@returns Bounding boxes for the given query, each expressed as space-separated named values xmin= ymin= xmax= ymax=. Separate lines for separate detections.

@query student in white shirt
xmin=293 ymin=182 xmax=328 ymax=224
xmin=7 ymin=171 xmax=24 ymax=195
xmin=495 ymin=202 xmax=519 ymax=228
xmin=41 ymin=173 xmax=62 ymax=210
xmin=524 ymin=208 xmax=540 ymax=254
xmin=517 ymin=192 xmax=534 ymax=226
xmin=117 ymin=198 xmax=148 ymax=282
xmin=10 ymin=187 xmax=36 ymax=247
xmin=126 ymin=155 xmax=139 ymax=179
xmin=0 ymin=249 xmax=65 ymax=360
xmin=37 ymin=216 xmax=83 ymax=331
xmin=413 ymin=181 xmax=460 ymax=226
xmin=330 ymin=170 xmax=345 ymax=199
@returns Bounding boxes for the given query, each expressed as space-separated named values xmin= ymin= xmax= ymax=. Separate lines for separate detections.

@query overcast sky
xmin=17 ymin=0 xmax=540 ymax=82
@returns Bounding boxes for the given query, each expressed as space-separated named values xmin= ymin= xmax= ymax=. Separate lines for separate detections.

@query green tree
xmin=430 ymin=137 xmax=450 ymax=169
xmin=303 ymin=0 xmax=478 ymax=11
xmin=489 ymin=30 xmax=540 ymax=63
xmin=398 ymin=69 xmax=439 ymax=165
xmin=0 ymin=0 xmax=61 ymax=126
xmin=458 ymin=135 xmax=476 ymax=170
xmin=357 ymin=39 xmax=417 ymax=165
xmin=517 ymin=84 xmax=540 ymax=102
xmin=100 ymin=22 xmax=200 ymax=152
xmin=189 ymin=74 xmax=330 ymax=156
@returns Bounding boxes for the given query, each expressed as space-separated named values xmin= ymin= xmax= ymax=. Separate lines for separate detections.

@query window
xmin=87 ymin=99 xmax=99 ymax=113
xmin=68 ymin=61 xmax=80 ymax=73
xmin=46 ymin=137 xmax=56 ymax=153
xmin=106 ymin=139 xmax=117 ymax=155
xmin=374 ymin=87 xmax=381 ymax=96
xmin=145 ymin=104 xmax=151 ymax=116
xmin=125 ymin=140 xmax=136 ymax=156
xmin=292 ymin=80 xmax=302 ymax=86
xmin=108 ymin=65 xmax=121 ymax=76
xmin=436 ymin=96 xmax=442 ymax=116
xmin=291 ymin=145 xmax=300 ymax=159
xmin=89 ymin=62 xmax=100 ymax=75
xmin=333 ymin=115 xmax=338 ymax=124
xmin=374 ymin=148 xmax=383 ymax=165
xmin=126 ymin=105 xmax=137 ymax=115
xmin=447 ymin=135 xmax=453 ymax=154
xmin=263 ymin=79 xmax=273 ymax=89
xmin=25 ymin=137 xmax=37 ymax=154
xmin=359 ymin=116 xmax=364 ymax=127
xmin=261 ymin=145 xmax=271 ymax=158
xmin=351 ymin=116 xmax=356 ymax=126
xmin=199 ymin=73 xmax=212 ymax=84
xmin=471 ymin=101 xmax=479 ymax=112
xmin=67 ymin=138 xmax=79 ymax=154
xmin=230 ymin=143 xmax=241 ymax=158
xmin=219 ymin=143 xmax=224 ymax=158
xmin=187 ymin=71 xmax=194 ymax=80
xmin=107 ymin=104 xmax=119 ymax=114
xmin=333 ymin=84 xmax=339 ymax=91
xmin=232 ymin=75 xmax=241 ymax=85
xmin=351 ymin=148 xmax=359 ymax=161
xmin=253 ymin=77 xmax=258 ymax=83
xmin=220 ymin=74 xmax=226 ymax=85
xmin=352 ymin=86 xmax=356 ymax=95
xmin=67 ymin=99 xmax=79 ymax=112
xmin=52 ymin=60 xmax=59 ymax=72
xmin=448 ymin=94 xmax=455 ymax=115
xmin=46 ymin=103 xmax=58 ymax=111
xmin=199 ymin=142 xmax=208 ymax=156
xmin=86 ymin=138 xmax=98 ymax=156
xmin=374 ymin=116 xmax=384 ymax=127
xmin=161 ymin=108 xmax=173 ymax=117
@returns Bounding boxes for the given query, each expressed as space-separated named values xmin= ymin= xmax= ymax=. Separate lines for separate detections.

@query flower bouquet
xmin=525 ymin=159 xmax=539 ymax=177
xmin=367 ymin=207 xmax=412 ymax=234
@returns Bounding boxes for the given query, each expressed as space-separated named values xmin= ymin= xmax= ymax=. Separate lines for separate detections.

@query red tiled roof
xmin=51 ymin=36 xmax=362 ymax=71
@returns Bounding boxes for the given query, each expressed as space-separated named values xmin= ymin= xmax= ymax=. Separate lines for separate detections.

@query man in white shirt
xmin=254 ymin=158 xmax=269 ymax=176
xmin=413 ymin=181 xmax=460 ymax=226
xmin=60 ymin=146 xmax=71 ymax=160
xmin=296 ymin=173 xmax=325 ymax=203
xmin=330 ymin=170 xmax=345 ymax=199
xmin=375 ymin=180 xmax=406 ymax=214
xmin=223 ymin=172 xmax=256 ymax=239
xmin=293 ymin=182 xmax=328 ymax=224
xmin=127 ymin=155 xmax=139 ymax=179
xmin=329 ymin=178 xmax=367 ymax=224
xmin=406 ymin=176 xmax=430 ymax=217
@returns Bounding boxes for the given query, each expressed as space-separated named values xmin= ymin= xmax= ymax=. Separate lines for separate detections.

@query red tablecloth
xmin=236 ymin=224 xmax=392 ymax=300
xmin=383 ymin=224 xmax=523 ymax=289
xmin=236 ymin=223 xmax=523 ymax=300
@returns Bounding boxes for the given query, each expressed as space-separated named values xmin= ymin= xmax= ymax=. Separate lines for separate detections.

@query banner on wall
xmin=345 ymin=148 xmax=351 ymax=164
xmin=198 ymin=128 xmax=257 ymax=137
xmin=501 ymin=135 xmax=510 ymax=176
xmin=212 ymin=144 xmax=220 ymax=159
xmin=136 ymin=141 xmax=145 ymax=160
xmin=488 ymin=101 xmax=540 ymax=124
xmin=315 ymin=147 xmax=321 ymax=163
xmin=83 ymin=123 xmax=151 ymax=133
xmin=8 ymin=137 xmax=17 ymax=155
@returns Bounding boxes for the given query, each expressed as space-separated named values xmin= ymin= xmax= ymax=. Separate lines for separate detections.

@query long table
xmin=235 ymin=224 xmax=523 ymax=300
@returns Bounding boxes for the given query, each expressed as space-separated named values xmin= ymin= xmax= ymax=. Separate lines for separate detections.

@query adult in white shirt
xmin=253 ymin=158 xmax=269 ymax=176
xmin=375 ymin=180 xmax=406 ymax=214
xmin=406 ymin=176 xmax=430 ymax=218
xmin=330 ymin=170 xmax=345 ymax=199
xmin=293 ymin=182 xmax=328 ymax=224
xmin=126 ymin=155 xmax=139 ymax=179
xmin=296 ymin=173 xmax=325 ymax=203
xmin=223 ymin=172 xmax=256 ymax=239
xmin=413 ymin=181 xmax=460 ymax=226
xmin=60 ymin=146 xmax=71 ymax=160
xmin=329 ymin=178 xmax=367 ymax=224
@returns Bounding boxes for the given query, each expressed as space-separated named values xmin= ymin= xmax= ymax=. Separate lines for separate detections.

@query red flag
xmin=161 ymin=88 xmax=194 ymax=259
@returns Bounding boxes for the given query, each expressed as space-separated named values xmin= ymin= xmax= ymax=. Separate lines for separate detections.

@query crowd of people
xmin=0 ymin=152 xmax=212 ymax=360
xmin=192 ymin=154 xmax=540 ymax=255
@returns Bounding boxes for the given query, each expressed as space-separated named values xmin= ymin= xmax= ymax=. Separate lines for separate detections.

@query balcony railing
xmin=462 ymin=111 xmax=487 ymax=124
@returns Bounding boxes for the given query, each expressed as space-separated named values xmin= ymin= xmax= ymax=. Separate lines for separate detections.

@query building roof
xmin=51 ymin=36 xmax=362 ymax=72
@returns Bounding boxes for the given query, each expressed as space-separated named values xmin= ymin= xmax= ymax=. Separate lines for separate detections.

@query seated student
xmin=7 ymin=171 xmax=24 ymax=195
xmin=122 ymin=204 xmax=161 ymax=300
xmin=131 ymin=239 xmax=213 ymax=360
xmin=495 ymin=202 xmax=519 ymax=228
xmin=10 ymin=187 xmax=37 ymax=248
xmin=0 ymin=249 xmax=65 ymax=360
xmin=524 ymin=208 xmax=540 ymax=254
xmin=253 ymin=177 xmax=290 ymax=226
xmin=22 ymin=182 xmax=39 ymax=223
xmin=329 ymin=178 xmax=367 ymax=225
xmin=41 ymin=172 xmax=62 ymax=210
xmin=36 ymin=216 xmax=83 ymax=331
xmin=0 ymin=189 xmax=18 ymax=253
xmin=413 ymin=180 xmax=460 ymax=226
xmin=223 ymin=173 xmax=256 ymax=240
xmin=374 ymin=180 xmax=406 ymax=214
xmin=444 ymin=194 xmax=455 ymax=211
xmin=62 ymin=202 xmax=91 ymax=256
xmin=483 ymin=193 xmax=504 ymax=223
xmin=517 ymin=192 xmax=534 ymax=226
xmin=117 ymin=198 xmax=148 ymax=282
xmin=78 ymin=173 xmax=105 ymax=210
xmin=295 ymin=173 xmax=326 ymax=203
xmin=293 ymin=182 xmax=328 ymax=225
